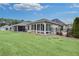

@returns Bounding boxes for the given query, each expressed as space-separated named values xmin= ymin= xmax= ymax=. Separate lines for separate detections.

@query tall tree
xmin=72 ymin=17 xmax=79 ymax=38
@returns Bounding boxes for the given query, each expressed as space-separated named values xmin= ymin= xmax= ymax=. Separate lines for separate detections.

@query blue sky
xmin=0 ymin=3 xmax=79 ymax=24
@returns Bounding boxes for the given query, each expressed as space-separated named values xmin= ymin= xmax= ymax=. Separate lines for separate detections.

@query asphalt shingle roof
xmin=16 ymin=21 xmax=31 ymax=26
xmin=15 ymin=18 xmax=67 ymax=26
xmin=52 ymin=19 xmax=66 ymax=26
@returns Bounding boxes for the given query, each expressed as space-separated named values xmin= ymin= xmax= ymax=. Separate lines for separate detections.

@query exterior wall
xmin=51 ymin=24 xmax=61 ymax=35
xmin=62 ymin=25 xmax=67 ymax=36
xmin=27 ymin=25 xmax=31 ymax=32
xmin=0 ymin=27 xmax=6 ymax=31
xmin=63 ymin=25 xmax=67 ymax=31
xmin=10 ymin=26 xmax=15 ymax=31
xmin=0 ymin=25 xmax=14 ymax=31
xmin=25 ymin=26 xmax=28 ymax=31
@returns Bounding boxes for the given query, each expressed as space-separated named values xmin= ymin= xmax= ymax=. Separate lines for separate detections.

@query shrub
xmin=60 ymin=31 xmax=62 ymax=36
xmin=56 ymin=32 xmax=59 ymax=35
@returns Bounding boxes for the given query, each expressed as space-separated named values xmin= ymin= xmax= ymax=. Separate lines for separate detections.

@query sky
xmin=0 ymin=3 xmax=79 ymax=24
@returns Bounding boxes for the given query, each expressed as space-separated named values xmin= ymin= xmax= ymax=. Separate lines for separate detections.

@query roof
xmin=52 ymin=19 xmax=67 ymax=26
xmin=0 ymin=25 xmax=11 ymax=28
xmin=29 ymin=18 xmax=58 ymax=24
xmin=32 ymin=18 xmax=51 ymax=23
xmin=16 ymin=21 xmax=31 ymax=26
xmin=0 ymin=21 xmax=6 ymax=24
xmin=1 ymin=25 xmax=9 ymax=27
xmin=29 ymin=18 xmax=66 ymax=26
xmin=15 ymin=18 xmax=67 ymax=26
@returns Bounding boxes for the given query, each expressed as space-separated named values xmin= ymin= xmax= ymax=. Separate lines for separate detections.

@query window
xmin=61 ymin=26 xmax=63 ymax=30
xmin=10 ymin=27 xmax=12 ymax=30
xmin=46 ymin=24 xmax=51 ymax=31
xmin=6 ymin=28 xmax=8 ymax=30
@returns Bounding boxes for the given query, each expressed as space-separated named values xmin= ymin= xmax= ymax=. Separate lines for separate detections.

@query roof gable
xmin=52 ymin=19 xmax=66 ymax=26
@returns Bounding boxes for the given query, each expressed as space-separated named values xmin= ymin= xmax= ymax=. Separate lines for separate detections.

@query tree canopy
xmin=0 ymin=18 xmax=23 ymax=27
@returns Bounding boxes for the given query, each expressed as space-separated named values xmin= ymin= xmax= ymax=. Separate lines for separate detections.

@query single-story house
xmin=0 ymin=25 xmax=14 ymax=31
xmin=13 ymin=18 xmax=68 ymax=35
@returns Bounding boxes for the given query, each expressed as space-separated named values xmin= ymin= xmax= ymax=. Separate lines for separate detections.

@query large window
xmin=46 ymin=24 xmax=51 ymax=31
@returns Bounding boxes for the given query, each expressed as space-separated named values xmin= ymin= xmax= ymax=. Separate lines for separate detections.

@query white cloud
xmin=0 ymin=3 xmax=49 ymax=11
xmin=0 ymin=3 xmax=10 ymax=10
xmin=0 ymin=5 xmax=6 ymax=10
xmin=70 ymin=3 xmax=79 ymax=8
xmin=63 ymin=11 xmax=79 ymax=14
xmin=0 ymin=3 xmax=10 ymax=6
xmin=55 ymin=11 xmax=79 ymax=15
xmin=49 ymin=11 xmax=79 ymax=18
xmin=8 ymin=6 xmax=13 ymax=10
xmin=13 ymin=3 xmax=47 ymax=11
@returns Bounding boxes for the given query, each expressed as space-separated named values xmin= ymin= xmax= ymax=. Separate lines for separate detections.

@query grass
xmin=0 ymin=31 xmax=79 ymax=56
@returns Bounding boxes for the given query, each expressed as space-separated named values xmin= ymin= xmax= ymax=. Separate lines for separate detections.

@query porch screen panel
xmin=34 ymin=24 xmax=36 ymax=30
xmin=41 ymin=24 xmax=44 ymax=31
xmin=46 ymin=24 xmax=51 ymax=31
xmin=37 ymin=24 xmax=40 ymax=30
xmin=31 ymin=25 xmax=33 ymax=30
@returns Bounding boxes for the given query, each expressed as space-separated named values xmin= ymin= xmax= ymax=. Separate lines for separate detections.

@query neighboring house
xmin=66 ymin=24 xmax=72 ymax=34
xmin=0 ymin=21 xmax=10 ymax=25
xmin=0 ymin=25 xmax=14 ymax=31
xmin=0 ymin=21 xmax=6 ymax=24
xmin=67 ymin=24 xmax=72 ymax=29
xmin=13 ymin=18 xmax=68 ymax=35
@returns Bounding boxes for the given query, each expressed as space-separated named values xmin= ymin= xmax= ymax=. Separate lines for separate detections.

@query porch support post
xmin=33 ymin=24 xmax=34 ymax=32
xmin=40 ymin=24 xmax=41 ymax=34
xmin=16 ymin=26 xmax=18 ymax=32
xmin=33 ymin=24 xmax=34 ymax=31
xmin=36 ymin=24 xmax=37 ymax=34
xmin=29 ymin=25 xmax=31 ymax=32
xmin=44 ymin=23 xmax=46 ymax=35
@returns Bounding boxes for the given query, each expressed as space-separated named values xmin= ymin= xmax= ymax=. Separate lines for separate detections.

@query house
xmin=66 ymin=24 xmax=72 ymax=29
xmin=0 ymin=25 xmax=14 ymax=31
xmin=13 ymin=18 xmax=67 ymax=35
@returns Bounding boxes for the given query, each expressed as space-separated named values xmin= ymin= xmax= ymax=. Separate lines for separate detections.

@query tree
xmin=21 ymin=20 xmax=24 ymax=22
xmin=0 ymin=18 xmax=22 ymax=26
xmin=72 ymin=17 xmax=79 ymax=38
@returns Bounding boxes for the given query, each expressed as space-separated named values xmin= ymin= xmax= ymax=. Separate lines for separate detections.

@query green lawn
xmin=0 ymin=31 xmax=79 ymax=56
